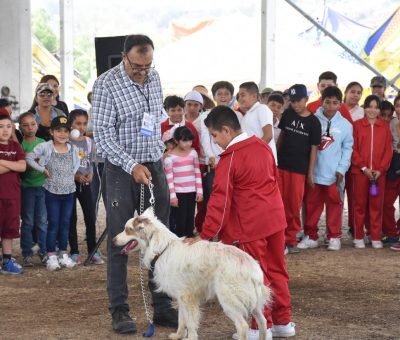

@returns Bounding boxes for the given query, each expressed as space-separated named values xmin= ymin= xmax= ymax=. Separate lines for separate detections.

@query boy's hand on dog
xmin=183 ymin=235 xmax=202 ymax=245
xmin=132 ymin=164 xmax=152 ymax=185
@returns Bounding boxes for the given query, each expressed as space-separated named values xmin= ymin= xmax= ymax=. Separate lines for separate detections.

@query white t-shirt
xmin=240 ymin=102 xmax=277 ymax=164
xmin=349 ymin=105 xmax=364 ymax=122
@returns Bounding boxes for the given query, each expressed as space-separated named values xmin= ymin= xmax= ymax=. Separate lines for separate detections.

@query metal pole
xmin=260 ymin=0 xmax=267 ymax=89
xmin=283 ymin=0 xmax=399 ymax=91
xmin=260 ymin=0 xmax=276 ymax=90
xmin=60 ymin=0 xmax=74 ymax=108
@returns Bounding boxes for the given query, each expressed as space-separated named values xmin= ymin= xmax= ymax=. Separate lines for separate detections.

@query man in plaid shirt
xmin=92 ymin=34 xmax=177 ymax=334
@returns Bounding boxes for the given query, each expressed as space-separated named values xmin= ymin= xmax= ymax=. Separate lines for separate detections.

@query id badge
xmin=140 ymin=112 xmax=154 ymax=137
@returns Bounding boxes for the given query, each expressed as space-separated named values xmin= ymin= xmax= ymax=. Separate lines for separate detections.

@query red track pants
xmin=304 ymin=183 xmax=343 ymax=240
xmin=352 ymin=173 xmax=385 ymax=241
xmin=345 ymin=171 xmax=354 ymax=229
xmin=382 ymin=176 xmax=400 ymax=237
xmin=278 ymin=168 xmax=305 ymax=246
xmin=238 ymin=230 xmax=291 ymax=329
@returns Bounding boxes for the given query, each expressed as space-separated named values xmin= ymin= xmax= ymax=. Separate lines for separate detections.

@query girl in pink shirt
xmin=164 ymin=126 xmax=203 ymax=237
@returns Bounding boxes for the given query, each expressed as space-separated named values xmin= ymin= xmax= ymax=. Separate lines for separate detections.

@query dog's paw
xmin=168 ymin=332 xmax=184 ymax=340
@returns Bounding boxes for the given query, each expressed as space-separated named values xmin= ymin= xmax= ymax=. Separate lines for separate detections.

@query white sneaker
xmin=297 ymin=236 xmax=319 ymax=249
xmin=59 ymin=253 xmax=76 ymax=268
xmin=271 ymin=322 xmax=296 ymax=337
xmin=46 ymin=255 xmax=61 ymax=271
xmin=371 ymin=240 xmax=383 ymax=249
xmin=327 ymin=238 xmax=341 ymax=251
xmin=353 ymin=239 xmax=365 ymax=249
xmin=232 ymin=328 xmax=272 ymax=340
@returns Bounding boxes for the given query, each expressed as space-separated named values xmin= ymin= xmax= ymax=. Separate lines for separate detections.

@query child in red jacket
xmin=186 ymin=106 xmax=295 ymax=340
xmin=351 ymin=95 xmax=392 ymax=249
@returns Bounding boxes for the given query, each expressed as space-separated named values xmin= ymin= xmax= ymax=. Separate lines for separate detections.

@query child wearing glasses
xmin=19 ymin=112 xmax=48 ymax=267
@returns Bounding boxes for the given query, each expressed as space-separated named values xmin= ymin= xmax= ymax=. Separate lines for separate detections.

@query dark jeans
xmin=69 ymin=181 xmax=97 ymax=254
xmin=173 ymin=192 xmax=196 ymax=237
xmin=203 ymin=169 xmax=215 ymax=216
xmin=104 ymin=160 xmax=172 ymax=314
xmin=45 ymin=190 xmax=75 ymax=253
xmin=20 ymin=187 xmax=47 ymax=257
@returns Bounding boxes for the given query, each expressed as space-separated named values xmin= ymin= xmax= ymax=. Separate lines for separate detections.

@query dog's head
xmin=113 ymin=208 xmax=157 ymax=255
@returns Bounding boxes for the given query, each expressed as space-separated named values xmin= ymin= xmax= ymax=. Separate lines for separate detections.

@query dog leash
xmin=139 ymin=181 xmax=155 ymax=337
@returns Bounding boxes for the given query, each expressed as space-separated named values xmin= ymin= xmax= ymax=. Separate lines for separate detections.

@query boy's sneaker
xmin=232 ymin=328 xmax=272 ymax=340
xmin=31 ymin=243 xmax=40 ymax=255
xmin=353 ymin=239 xmax=365 ymax=249
xmin=297 ymin=236 xmax=319 ymax=249
xmin=390 ymin=243 xmax=400 ymax=252
xmin=2 ymin=258 xmax=23 ymax=275
xmin=47 ymin=255 xmax=61 ymax=271
xmin=371 ymin=240 xmax=383 ymax=249
xmin=23 ymin=256 xmax=34 ymax=267
xmin=90 ymin=252 xmax=105 ymax=265
xmin=286 ymin=244 xmax=300 ymax=254
xmin=71 ymin=253 xmax=82 ymax=265
xmin=327 ymin=238 xmax=341 ymax=251
xmin=271 ymin=322 xmax=296 ymax=337
xmin=39 ymin=253 xmax=49 ymax=265
xmin=382 ymin=236 xmax=399 ymax=244
xmin=59 ymin=253 xmax=76 ymax=268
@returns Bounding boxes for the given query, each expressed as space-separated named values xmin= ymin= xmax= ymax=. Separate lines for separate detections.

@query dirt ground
xmin=1 ymin=203 xmax=400 ymax=340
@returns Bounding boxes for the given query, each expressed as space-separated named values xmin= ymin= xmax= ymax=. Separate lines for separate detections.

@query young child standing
xmin=0 ymin=114 xmax=26 ymax=274
xmin=164 ymin=126 xmax=203 ymax=237
xmin=68 ymin=109 xmax=104 ymax=265
xmin=351 ymin=95 xmax=392 ymax=249
xmin=19 ymin=112 xmax=48 ymax=266
xmin=299 ymin=87 xmax=353 ymax=251
xmin=382 ymin=95 xmax=400 ymax=244
xmin=277 ymin=84 xmax=322 ymax=253
xmin=186 ymin=106 xmax=295 ymax=340
xmin=26 ymin=116 xmax=80 ymax=271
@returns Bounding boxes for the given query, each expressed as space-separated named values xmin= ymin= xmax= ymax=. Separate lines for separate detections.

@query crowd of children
xmin=1 ymin=71 xmax=400 ymax=277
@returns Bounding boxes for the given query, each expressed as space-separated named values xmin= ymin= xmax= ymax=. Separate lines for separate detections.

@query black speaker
xmin=95 ymin=35 xmax=126 ymax=76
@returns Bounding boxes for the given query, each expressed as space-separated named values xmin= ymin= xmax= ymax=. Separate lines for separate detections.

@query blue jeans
xmin=45 ymin=190 xmax=75 ymax=253
xmin=20 ymin=187 xmax=47 ymax=257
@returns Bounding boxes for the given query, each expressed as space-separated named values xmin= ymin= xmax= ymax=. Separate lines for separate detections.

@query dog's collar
xmin=150 ymin=245 xmax=169 ymax=269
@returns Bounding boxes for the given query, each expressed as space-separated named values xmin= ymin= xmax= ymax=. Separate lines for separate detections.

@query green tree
xmin=73 ymin=34 xmax=95 ymax=82
xmin=32 ymin=8 xmax=59 ymax=52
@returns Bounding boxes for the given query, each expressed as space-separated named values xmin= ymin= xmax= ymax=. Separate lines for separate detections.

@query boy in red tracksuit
xmin=186 ymin=106 xmax=295 ymax=340
xmin=351 ymin=95 xmax=392 ymax=249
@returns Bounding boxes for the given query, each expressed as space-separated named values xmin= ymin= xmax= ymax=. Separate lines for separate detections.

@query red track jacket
xmin=201 ymin=135 xmax=287 ymax=244
xmin=351 ymin=117 xmax=392 ymax=174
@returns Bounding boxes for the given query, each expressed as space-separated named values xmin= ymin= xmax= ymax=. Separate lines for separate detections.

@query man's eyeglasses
xmin=124 ymin=54 xmax=155 ymax=74
xmin=38 ymin=92 xmax=53 ymax=98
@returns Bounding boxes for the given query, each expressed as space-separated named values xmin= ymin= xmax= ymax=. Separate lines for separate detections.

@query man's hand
xmin=335 ymin=172 xmax=343 ymax=186
xmin=171 ymin=200 xmax=178 ymax=208
xmin=132 ymin=164 xmax=152 ymax=185
xmin=183 ymin=235 xmax=202 ymax=245
xmin=307 ymin=172 xmax=314 ymax=189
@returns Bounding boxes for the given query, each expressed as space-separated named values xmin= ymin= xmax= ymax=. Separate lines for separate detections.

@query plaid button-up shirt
xmin=92 ymin=62 xmax=165 ymax=175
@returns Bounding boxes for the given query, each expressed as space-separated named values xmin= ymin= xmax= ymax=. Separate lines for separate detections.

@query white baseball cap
xmin=184 ymin=90 xmax=203 ymax=105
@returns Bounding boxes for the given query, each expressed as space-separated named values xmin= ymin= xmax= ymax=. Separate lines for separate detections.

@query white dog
xmin=113 ymin=208 xmax=271 ymax=340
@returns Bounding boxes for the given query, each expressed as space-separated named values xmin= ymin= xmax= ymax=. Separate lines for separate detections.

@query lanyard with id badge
xmin=135 ymin=84 xmax=154 ymax=137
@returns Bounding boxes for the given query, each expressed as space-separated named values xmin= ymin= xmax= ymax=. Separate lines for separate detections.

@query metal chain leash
xmin=139 ymin=181 xmax=155 ymax=337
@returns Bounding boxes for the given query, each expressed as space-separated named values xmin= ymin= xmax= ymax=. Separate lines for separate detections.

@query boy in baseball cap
xmin=277 ymin=84 xmax=322 ymax=254
xmin=370 ymin=76 xmax=387 ymax=99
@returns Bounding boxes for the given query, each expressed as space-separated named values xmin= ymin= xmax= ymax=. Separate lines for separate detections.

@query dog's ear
xmin=142 ymin=207 xmax=155 ymax=219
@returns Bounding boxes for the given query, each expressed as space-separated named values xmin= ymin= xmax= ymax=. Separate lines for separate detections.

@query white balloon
xmin=70 ymin=129 xmax=80 ymax=140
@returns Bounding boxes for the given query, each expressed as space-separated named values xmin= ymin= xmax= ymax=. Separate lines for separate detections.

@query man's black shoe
xmin=153 ymin=308 xmax=178 ymax=328
xmin=112 ymin=307 xmax=137 ymax=334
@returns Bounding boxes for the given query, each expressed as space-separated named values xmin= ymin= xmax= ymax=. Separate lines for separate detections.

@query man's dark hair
xmin=164 ymin=95 xmax=185 ymax=110
xmin=204 ymin=105 xmax=241 ymax=131
xmin=0 ymin=98 xmax=11 ymax=109
xmin=18 ymin=111 xmax=35 ymax=125
xmin=267 ymin=94 xmax=284 ymax=105
xmin=239 ymin=81 xmax=259 ymax=95
xmin=124 ymin=34 xmax=154 ymax=54
xmin=69 ymin=109 xmax=88 ymax=123
xmin=173 ymin=126 xmax=194 ymax=142
xmin=318 ymin=71 xmax=337 ymax=83
xmin=381 ymin=100 xmax=394 ymax=112
xmin=211 ymin=81 xmax=235 ymax=96
xmin=321 ymin=86 xmax=343 ymax=102
xmin=363 ymin=94 xmax=381 ymax=109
